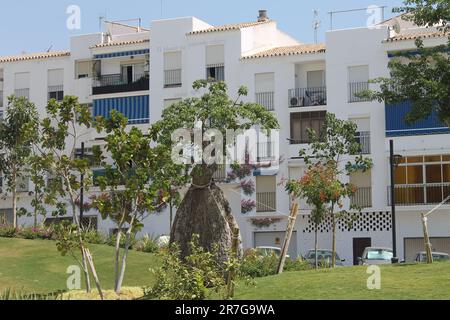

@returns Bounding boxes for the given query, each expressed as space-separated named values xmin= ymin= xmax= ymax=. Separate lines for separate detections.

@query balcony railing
xmin=0 ymin=90 xmax=3 ymax=108
xmin=48 ymin=85 xmax=64 ymax=101
xmin=256 ymin=192 xmax=277 ymax=213
xmin=255 ymin=92 xmax=275 ymax=111
xmin=388 ymin=183 xmax=450 ymax=206
xmin=351 ymin=187 xmax=372 ymax=208
xmin=348 ymin=82 xmax=370 ymax=103
xmin=93 ymin=73 xmax=149 ymax=95
xmin=212 ymin=164 xmax=227 ymax=181
xmin=14 ymin=88 xmax=29 ymax=99
xmin=353 ymin=131 xmax=371 ymax=155
xmin=257 ymin=142 xmax=276 ymax=162
xmin=164 ymin=69 xmax=182 ymax=88
xmin=289 ymin=87 xmax=327 ymax=107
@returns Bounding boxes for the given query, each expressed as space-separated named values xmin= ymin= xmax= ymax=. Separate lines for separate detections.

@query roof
xmin=385 ymin=30 xmax=449 ymax=42
xmin=188 ymin=19 xmax=273 ymax=35
xmin=90 ymin=38 xmax=150 ymax=49
xmin=242 ymin=44 xmax=326 ymax=59
xmin=0 ymin=51 xmax=70 ymax=63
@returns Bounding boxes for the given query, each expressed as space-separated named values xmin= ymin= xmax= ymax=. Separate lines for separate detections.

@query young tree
xmin=151 ymin=80 xmax=279 ymax=261
xmin=288 ymin=114 xmax=372 ymax=268
xmin=91 ymin=110 xmax=171 ymax=294
xmin=360 ymin=1 xmax=450 ymax=126
xmin=28 ymin=153 xmax=48 ymax=227
xmin=0 ymin=96 xmax=39 ymax=228
xmin=39 ymin=96 xmax=102 ymax=296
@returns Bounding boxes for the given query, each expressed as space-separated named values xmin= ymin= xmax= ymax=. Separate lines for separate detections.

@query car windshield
xmin=306 ymin=251 xmax=340 ymax=261
xmin=365 ymin=249 xmax=393 ymax=260
xmin=257 ymin=248 xmax=280 ymax=257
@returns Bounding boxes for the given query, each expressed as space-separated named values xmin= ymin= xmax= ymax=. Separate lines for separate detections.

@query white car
xmin=255 ymin=246 xmax=290 ymax=258
xmin=358 ymin=247 xmax=394 ymax=265
xmin=415 ymin=251 xmax=450 ymax=263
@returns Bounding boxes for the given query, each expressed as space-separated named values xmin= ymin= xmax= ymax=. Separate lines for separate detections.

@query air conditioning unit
xmin=290 ymin=96 xmax=304 ymax=107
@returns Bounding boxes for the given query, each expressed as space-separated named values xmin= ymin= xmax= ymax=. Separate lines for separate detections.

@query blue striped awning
xmin=93 ymin=49 xmax=149 ymax=59
xmin=93 ymin=95 xmax=149 ymax=125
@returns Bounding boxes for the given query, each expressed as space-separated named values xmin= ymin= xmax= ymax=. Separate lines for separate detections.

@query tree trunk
xmin=84 ymin=247 xmax=104 ymax=300
xmin=11 ymin=168 xmax=17 ymax=229
xmin=331 ymin=210 xmax=337 ymax=268
xmin=115 ymin=216 xmax=135 ymax=295
xmin=314 ymin=224 xmax=318 ymax=270
xmin=33 ymin=192 xmax=38 ymax=228
xmin=114 ymin=229 xmax=122 ymax=290
xmin=171 ymin=166 xmax=241 ymax=262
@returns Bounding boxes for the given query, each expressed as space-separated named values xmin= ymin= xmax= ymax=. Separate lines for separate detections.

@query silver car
xmin=358 ymin=247 xmax=394 ymax=265
xmin=415 ymin=251 xmax=450 ymax=263
xmin=304 ymin=249 xmax=346 ymax=267
xmin=255 ymin=246 xmax=290 ymax=258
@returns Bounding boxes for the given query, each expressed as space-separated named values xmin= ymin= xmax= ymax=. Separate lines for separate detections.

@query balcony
xmin=351 ymin=187 xmax=372 ymax=208
xmin=212 ymin=164 xmax=227 ymax=181
xmin=388 ymin=183 xmax=450 ymax=206
xmin=257 ymin=142 xmax=276 ymax=162
xmin=255 ymin=92 xmax=275 ymax=111
xmin=14 ymin=88 xmax=29 ymax=99
xmin=164 ymin=69 xmax=182 ymax=88
xmin=93 ymin=73 xmax=149 ymax=95
xmin=348 ymin=82 xmax=370 ymax=103
xmin=289 ymin=87 xmax=327 ymax=108
xmin=256 ymin=192 xmax=277 ymax=213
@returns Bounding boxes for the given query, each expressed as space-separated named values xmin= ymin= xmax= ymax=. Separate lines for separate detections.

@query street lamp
xmin=389 ymin=140 xmax=403 ymax=263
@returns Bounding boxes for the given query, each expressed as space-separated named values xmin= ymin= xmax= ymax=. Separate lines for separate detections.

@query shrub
xmin=135 ymin=234 xmax=159 ymax=253
xmin=83 ymin=230 xmax=106 ymax=245
xmin=16 ymin=226 xmax=54 ymax=240
xmin=106 ymin=232 xmax=137 ymax=249
xmin=0 ymin=225 xmax=17 ymax=238
xmin=143 ymin=235 xmax=227 ymax=300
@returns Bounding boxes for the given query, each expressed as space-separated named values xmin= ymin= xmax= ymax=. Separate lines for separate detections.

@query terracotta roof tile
xmin=0 ymin=51 xmax=70 ymax=63
xmin=242 ymin=44 xmax=326 ymax=59
xmin=188 ymin=20 xmax=273 ymax=35
xmin=384 ymin=30 xmax=449 ymax=42
xmin=90 ymin=39 xmax=150 ymax=49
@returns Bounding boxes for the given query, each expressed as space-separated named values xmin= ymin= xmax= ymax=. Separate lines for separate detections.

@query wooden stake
xmin=226 ymin=227 xmax=240 ymax=300
xmin=277 ymin=203 xmax=299 ymax=274
xmin=421 ymin=213 xmax=433 ymax=264
xmin=84 ymin=247 xmax=104 ymax=300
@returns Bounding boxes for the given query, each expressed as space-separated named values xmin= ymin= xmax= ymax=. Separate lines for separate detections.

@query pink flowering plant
xmin=241 ymin=199 xmax=256 ymax=214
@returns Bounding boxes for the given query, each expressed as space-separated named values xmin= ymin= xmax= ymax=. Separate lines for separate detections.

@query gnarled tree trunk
xmin=170 ymin=166 xmax=241 ymax=262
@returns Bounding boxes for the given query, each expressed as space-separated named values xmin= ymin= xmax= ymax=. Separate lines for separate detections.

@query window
xmin=48 ymin=69 xmax=64 ymax=101
xmin=75 ymin=146 xmax=101 ymax=167
xmin=255 ymin=73 xmax=275 ymax=111
xmin=348 ymin=65 xmax=370 ymax=103
xmin=290 ymin=111 xmax=326 ymax=144
xmin=206 ymin=45 xmax=225 ymax=82
xmin=75 ymin=60 xmax=100 ymax=79
xmin=307 ymin=70 xmax=326 ymax=88
xmin=164 ymin=51 xmax=182 ymax=87
xmin=14 ymin=72 xmax=30 ymax=98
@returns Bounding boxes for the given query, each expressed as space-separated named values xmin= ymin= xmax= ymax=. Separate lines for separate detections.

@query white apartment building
xmin=0 ymin=10 xmax=449 ymax=265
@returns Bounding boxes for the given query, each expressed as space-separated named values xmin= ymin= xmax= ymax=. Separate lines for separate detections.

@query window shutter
xmin=164 ymin=51 xmax=182 ymax=70
xmin=255 ymin=73 xmax=274 ymax=93
xmin=348 ymin=65 xmax=369 ymax=83
xmin=206 ymin=45 xmax=224 ymax=66
xmin=14 ymin=72 xmax=30 ymax=89
xmin=48 ymin=69 xmax=64 ymax=87
xmin=351 ymin=117 xmax=371 ymax=132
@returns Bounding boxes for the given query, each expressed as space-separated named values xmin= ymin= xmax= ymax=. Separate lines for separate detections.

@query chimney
xmin=258 ymin=10 xmax=269 ymax=22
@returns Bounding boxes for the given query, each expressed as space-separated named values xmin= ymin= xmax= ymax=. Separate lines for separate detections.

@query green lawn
xmin=235 ymin=262 xmax=450 ymax=300
xmin=0 ymin=238 xmax=159 ymax=294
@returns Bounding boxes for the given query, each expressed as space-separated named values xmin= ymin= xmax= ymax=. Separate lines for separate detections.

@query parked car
xmin=304 ymin=249 xmax=346 ymax=267
xmin=358 ymin=247 xmax=394 ymax=265
xmin=255 ymin=246 xmax=290 ymax=258
xmin=414 ymin=251 xmax=450 ymax=263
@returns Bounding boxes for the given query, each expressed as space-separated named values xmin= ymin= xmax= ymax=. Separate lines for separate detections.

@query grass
xmin=0 ymin=238 xmax=159 ymax=295
xmin=234 ymin=262 xmax=450 ymax=300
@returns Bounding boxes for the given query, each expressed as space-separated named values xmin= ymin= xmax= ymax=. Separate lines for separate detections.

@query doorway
xmin=353 ymin=238 xmax=372 ymax=265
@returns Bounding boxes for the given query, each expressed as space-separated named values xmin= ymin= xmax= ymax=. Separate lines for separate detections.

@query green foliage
xmin=135 ymin=234 xmax=160 ymax=253
xmin=106 ymin=232 xmax=137 ymax=249
xmin=0 ymin=225 xmax=17 ymax=238
xmin=0 ymin=288 xmax=60 ymax=300
xmin=360 ymin=1 xmax=450 ymax=126
xmin=144 ymin=235 xmax=227 ymax=300
xmin=239 ymin=249 xmax=310 ymax=278
xmin=83 ymin=229 xmax=107 ymax=245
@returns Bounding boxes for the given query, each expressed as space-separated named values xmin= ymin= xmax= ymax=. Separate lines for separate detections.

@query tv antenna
xmin=313 ymin=9 xmax=321 ymax=44
xmin=46 ymin=45 xmax=53 ymax=53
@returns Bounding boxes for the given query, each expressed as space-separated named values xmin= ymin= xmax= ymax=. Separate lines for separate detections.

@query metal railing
xmin=354 ymin=131 xmax=371 ymax=155
xmin=0 ymin=90 xmax=3 ymax=108
xmin=212 ymin=164 xmax=227 ymax=181
xmin=206 ymin=64 xmax=225 ymax=82
xmin=14 ymin=88 xmax=29 ymax=99
xmin=257 ymin=142 xmax=276 ymax=162
xmin=289 ymin=87 xmax=327 ymax=107
xmin=256 ymin=192 xmax=277 ymax=213
xmin=348 ymin=82 xmax=370 ymax=103
xmin=351 ymin=187 xmax=372 ymax=208
xmin=388 ymin=183 xmax=450 ymax=206
xmin=93 ymin=73 xmax=148 ymax=87
xmin=164 ymin=69 xmax=182 ymax=87
xmin=255 ymin=92 xmax=275 ymax=111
